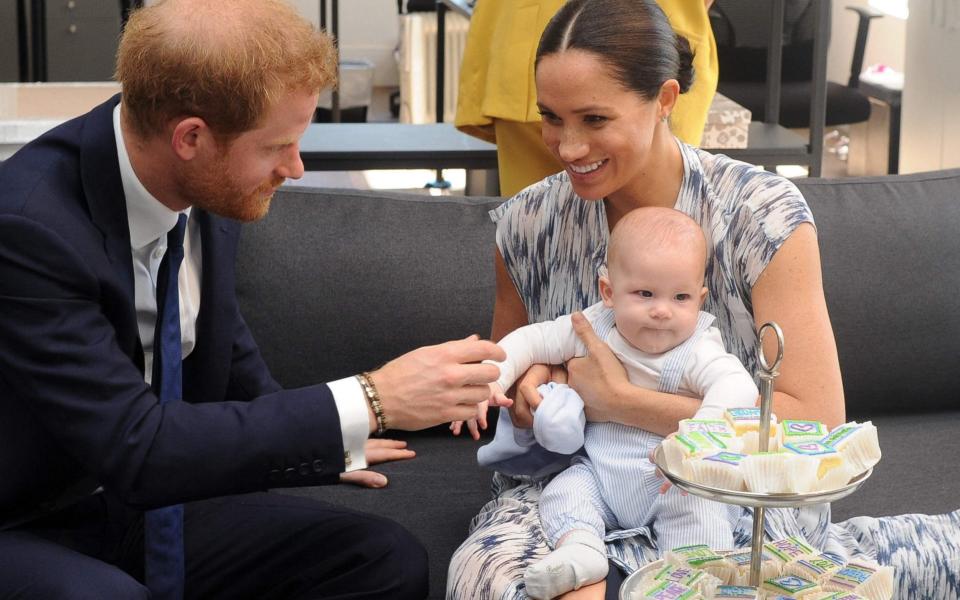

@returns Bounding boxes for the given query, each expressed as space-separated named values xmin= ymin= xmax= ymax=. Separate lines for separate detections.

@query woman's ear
xmin=599 ymin=275 xmax=615 ymax=308
xmin=657 ymin=79 xmax=681 ymax=120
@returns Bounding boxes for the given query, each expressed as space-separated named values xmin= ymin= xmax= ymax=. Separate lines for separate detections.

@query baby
xmin=473 ymin=207 xmax=758 ymax=599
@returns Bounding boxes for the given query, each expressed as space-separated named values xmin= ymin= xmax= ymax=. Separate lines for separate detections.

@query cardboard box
xmin=701 ymin=92 xmax=751 ymax=149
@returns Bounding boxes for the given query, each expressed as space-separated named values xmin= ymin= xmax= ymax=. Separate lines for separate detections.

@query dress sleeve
xmin=728 ymin=167 xmax=815 ymax=288
xmin=489 ymin=175 xmax=560 ymax=319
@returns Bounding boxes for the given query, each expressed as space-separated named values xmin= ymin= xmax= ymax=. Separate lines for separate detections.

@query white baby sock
xmin=523 ymin=530 xmax=608 ymax=599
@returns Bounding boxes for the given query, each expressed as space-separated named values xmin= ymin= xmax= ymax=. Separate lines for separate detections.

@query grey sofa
xmin=235 ymin=170 xmax=960 ymax=598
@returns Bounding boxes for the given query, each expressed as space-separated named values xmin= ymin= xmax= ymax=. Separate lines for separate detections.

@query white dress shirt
xmin=113 ymin=104 xmax=369 ymax=471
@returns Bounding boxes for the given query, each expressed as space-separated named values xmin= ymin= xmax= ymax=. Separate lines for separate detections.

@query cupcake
xmin=685 ymin=451 xmax=748 ymax=491
xmin=782 ymin=441 xmax=851 ymax=492
xmin=821 ymin=422 xmax=881 ymax=475
xmin=822 ymin=560 xmax=894 ymax=600
xmin=782 ymin=552 xmax=845 ymax=585
xmin=646 ymin=563 xmax=721 ymax=598
xmin=662 ymin=432 xmax=731 ymax=478
xmin=763 ymin=536 xmax=818 ymax=568
xmin=665 ymin=544 xmax=736 ymax=584
xmin=724 ymin=408 xmax=778 ymax=453
xmin=721 ymin=549 xmax=779 ymax=587
xmin=741 ymin=452 xmax=818 ymax=494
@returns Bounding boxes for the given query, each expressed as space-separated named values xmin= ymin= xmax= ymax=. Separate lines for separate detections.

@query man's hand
xmin=339 ymin=438 xmax=416 ymax=488
xmin=508 ymin=363 xmax=568 ymax=428
xmin=368 ymin=334 xmax=507 ymax=432
xmin=567 ymin=312 xmax=628 ymax=423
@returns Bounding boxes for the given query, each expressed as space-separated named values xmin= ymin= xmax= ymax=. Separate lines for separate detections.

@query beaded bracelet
xmin=357 ymin=372 xmax=388 ymax=435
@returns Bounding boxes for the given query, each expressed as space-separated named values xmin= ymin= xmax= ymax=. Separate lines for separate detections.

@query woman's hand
xmin=509 ymin=363 xmax=567 ymax=428
xmin=339 ymin=439 xmax=416 ymax=488
xmin=566 ymin=312 xmax=630 ymax=423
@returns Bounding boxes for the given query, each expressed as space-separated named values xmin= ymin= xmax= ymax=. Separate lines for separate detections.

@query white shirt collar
xmin=113 ymin=104 xmax=191 ymax=249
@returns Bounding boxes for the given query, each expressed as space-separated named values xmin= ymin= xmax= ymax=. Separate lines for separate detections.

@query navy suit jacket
xmin=0 ymin=96 xmax=346 ymax=526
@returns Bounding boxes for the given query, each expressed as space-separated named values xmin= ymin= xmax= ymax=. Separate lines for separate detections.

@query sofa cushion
xmin=796 ymin=169 xmax=960 ymax=418
xmin=236 ymin=187 xmax=502 ymax=387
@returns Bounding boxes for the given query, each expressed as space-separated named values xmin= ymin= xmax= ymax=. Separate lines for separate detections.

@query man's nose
xmin=276 ymin=143 xmax=305 ymax=180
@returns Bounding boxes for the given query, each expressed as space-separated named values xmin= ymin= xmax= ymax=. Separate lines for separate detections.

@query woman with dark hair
xmin=447 ymin=0 xmax=959 ymax=598
xmin=454 ymin=0 xmax=717 ymax=197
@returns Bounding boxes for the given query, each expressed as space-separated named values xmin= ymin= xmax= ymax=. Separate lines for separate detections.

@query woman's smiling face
xmin=536 ymin=49 xmax=662 ymax=202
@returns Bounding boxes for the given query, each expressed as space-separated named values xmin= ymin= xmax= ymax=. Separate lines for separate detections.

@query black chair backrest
xmin=710 ymin=0 xmax=825 ymax=83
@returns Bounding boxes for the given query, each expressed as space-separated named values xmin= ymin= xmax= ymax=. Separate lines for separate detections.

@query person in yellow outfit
xmin=456 ymin=0 xmax=718 ymax=196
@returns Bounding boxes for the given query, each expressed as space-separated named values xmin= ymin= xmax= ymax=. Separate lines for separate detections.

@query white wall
xmin=291 ymin=0 xmax=400 ymax=87
xmin=826 ymin=0 xmax=906 ymax=84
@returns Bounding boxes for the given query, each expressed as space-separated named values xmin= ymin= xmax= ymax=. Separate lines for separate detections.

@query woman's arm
xmin=750 ymin=222 xmax=846 ymax=428
xmin=492 ymin=248 xmax=530 ymax=342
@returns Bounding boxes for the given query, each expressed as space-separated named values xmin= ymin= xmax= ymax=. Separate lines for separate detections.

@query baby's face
xmin=602 ymin=245 xmax=706 ymax=354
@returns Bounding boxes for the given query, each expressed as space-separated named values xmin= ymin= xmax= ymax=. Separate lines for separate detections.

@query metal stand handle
xmin=749 ymin=322 xmax=784 ymax=586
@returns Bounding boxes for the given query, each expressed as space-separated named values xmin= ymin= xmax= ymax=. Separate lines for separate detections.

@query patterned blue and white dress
xmin=445 ymin=141 xmax=960 ymax=600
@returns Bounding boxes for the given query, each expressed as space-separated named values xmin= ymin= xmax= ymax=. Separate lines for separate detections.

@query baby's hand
xmin=449 ymin=383 xmax=511 ymax=440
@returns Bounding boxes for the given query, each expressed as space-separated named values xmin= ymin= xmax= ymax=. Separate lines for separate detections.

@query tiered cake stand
xmin=620 ymin=323 xmax=873 ymax=598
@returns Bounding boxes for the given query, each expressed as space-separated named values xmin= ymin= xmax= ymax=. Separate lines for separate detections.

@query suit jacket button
xmin=312 ymin=459 xmax=324 ymax=472
xmin=284 ymin=467 xmax=296 ymax=480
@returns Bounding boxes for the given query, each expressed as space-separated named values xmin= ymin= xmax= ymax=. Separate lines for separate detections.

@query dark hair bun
xmin=675 ymin=33 xmax=695 ymax=93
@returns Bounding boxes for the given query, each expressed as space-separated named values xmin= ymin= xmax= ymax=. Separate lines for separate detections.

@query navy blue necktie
xmin=145 ymin=213 xmax=188 ymax=600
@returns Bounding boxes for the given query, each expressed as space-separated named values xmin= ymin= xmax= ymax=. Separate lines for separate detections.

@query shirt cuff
xmin=327 ymin=376 xmax=369 ymax=472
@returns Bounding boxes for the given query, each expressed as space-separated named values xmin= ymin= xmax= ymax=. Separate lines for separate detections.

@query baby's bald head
xmin=606 ymin=207 xmax=707 ymax=278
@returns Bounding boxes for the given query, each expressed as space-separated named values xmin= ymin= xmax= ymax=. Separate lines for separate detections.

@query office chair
xmin=710 ymin=1 xmax=881 ymax=136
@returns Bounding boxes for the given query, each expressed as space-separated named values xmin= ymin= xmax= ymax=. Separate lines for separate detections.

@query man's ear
xmin=657 ymin=79 xmax=680 ymax=120
xmin=599 ymin=275 xmax=615 ymax=308
xmin=171 ymin=117 xmax=211 ymax=161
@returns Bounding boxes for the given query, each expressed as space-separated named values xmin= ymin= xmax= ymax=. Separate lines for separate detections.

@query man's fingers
xmin=445 ymin=337 xmax=507 ymax=364
xmin=340 ymin=470 xmax=388 ymax=488
xmin=365 ymin=439 xmax=416 ymax=465
xmin=570 ymin=312 xmax=602 ymax=352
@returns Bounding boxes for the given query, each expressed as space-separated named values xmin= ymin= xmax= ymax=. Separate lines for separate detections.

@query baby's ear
xmin=598 ymin=275 xmax=615 ymax=308
xmin=699 ymin=286 xmax=708 ymax=306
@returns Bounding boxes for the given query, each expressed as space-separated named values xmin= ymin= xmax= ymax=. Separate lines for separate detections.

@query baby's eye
xmin=675 ymin=293 xmax=691 ymax=302
xmin=636 ymin=290 xmax=653 ymax=298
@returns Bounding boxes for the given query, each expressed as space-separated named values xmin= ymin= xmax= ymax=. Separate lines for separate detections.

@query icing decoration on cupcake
xmin=679 ymin=418 xmax=735 ymax=438
xmin=713 ymin=585 xmax=758 ymax=598
xmin=637 ymin=579 xmax=699 ymax=599
xmin=676 ymin=431 xmax=728 ymax=454
xmin=783 ymin=441 xmax=837 ymax=456
xmin=783 ymin=419 xmax=827 ymax=435
xmin=763 ymin=536 xmax=816 ymax=563
xmin=703 ymin=451 xmax=747 ymax=466
xmin=762 ymin=574 xmax=819 ymax=594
